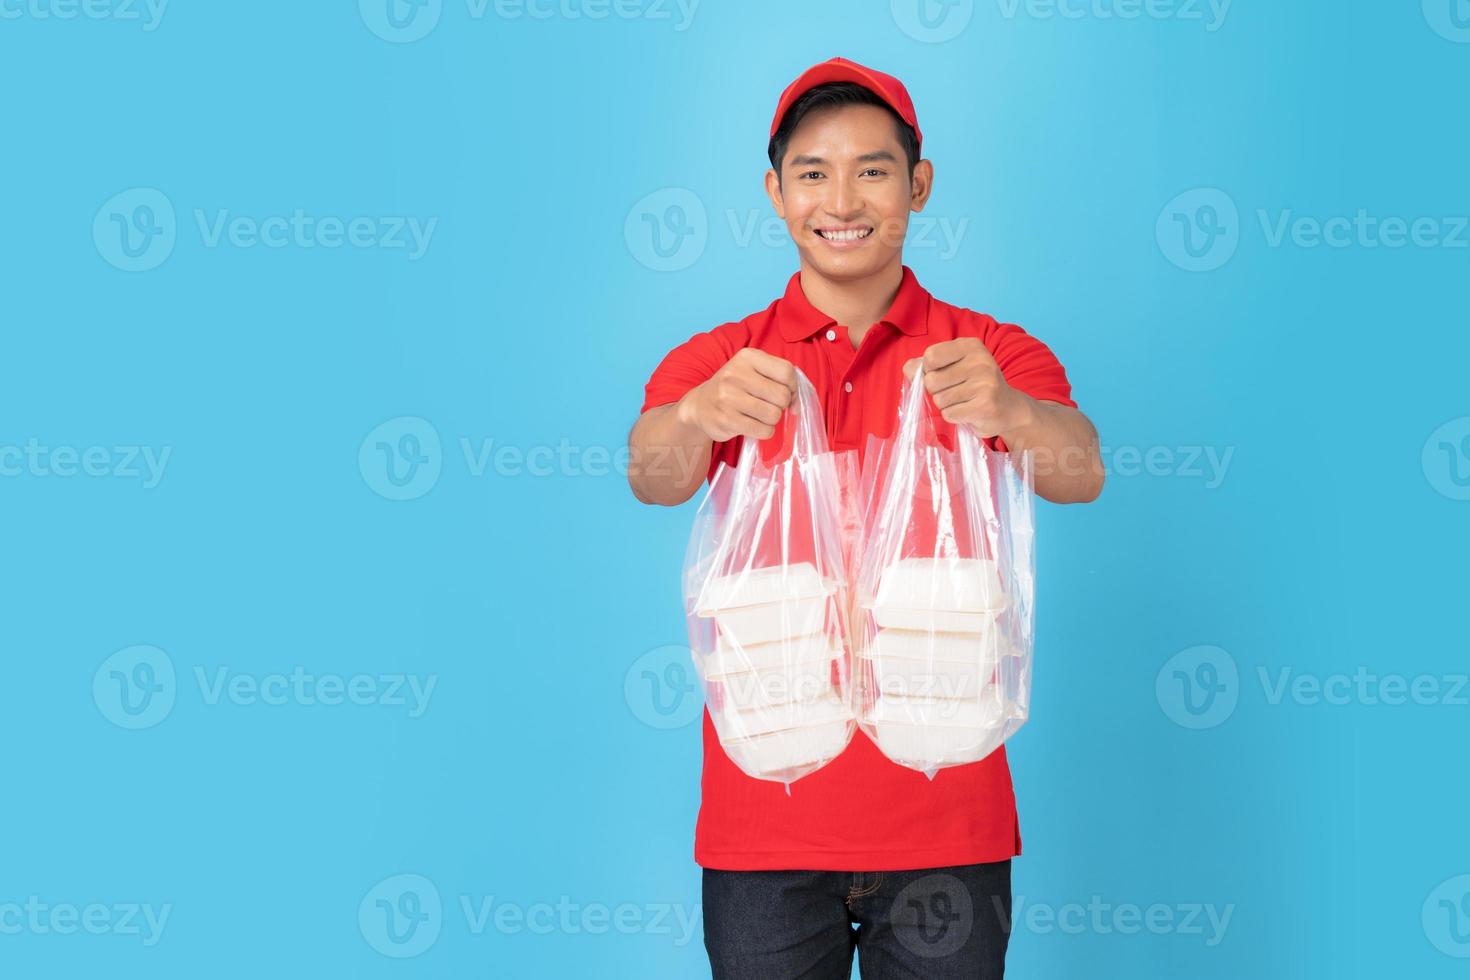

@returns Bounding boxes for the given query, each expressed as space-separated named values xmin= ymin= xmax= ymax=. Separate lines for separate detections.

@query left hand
xmin=903 ymin=338 xmax=1031 ymax=438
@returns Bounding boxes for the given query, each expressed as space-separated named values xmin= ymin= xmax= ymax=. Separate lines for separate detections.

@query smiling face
xmin=765 ymin=103 xmax=933 ymax=284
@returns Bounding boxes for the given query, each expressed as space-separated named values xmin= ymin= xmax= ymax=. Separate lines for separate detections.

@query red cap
xmin=769 ymin=57 xmax=922 ymax=153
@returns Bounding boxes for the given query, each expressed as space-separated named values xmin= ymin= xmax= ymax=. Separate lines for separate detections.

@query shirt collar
xmin=777 ymin=265 xmax=931 ymax=342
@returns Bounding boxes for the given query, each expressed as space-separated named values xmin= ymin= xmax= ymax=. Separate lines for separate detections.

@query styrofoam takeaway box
xmin=710 ymin=657 xmax=836 ymax=711
xmin=705 ymin=631 xmax=839 ymax=677
xmin=866 ymin=556 xmax=1008 ymax=612
xmin=696 ymin=562 xmax=834 ymax=614
xmin=862 ymin=693 xmax=1007 ymax=769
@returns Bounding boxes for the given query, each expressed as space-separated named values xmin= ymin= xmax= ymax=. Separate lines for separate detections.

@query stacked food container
xmin=694 ymin=562 xmax=854 ymax=781
xmin=857 ymin=556 xmax=1017 ymax=775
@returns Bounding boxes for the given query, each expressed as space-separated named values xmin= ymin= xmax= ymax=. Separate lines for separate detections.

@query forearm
xmin=995 ymin=395 xmax=1105 ymax=504
xmin=627 ymin=400 xmax=715 ymax=506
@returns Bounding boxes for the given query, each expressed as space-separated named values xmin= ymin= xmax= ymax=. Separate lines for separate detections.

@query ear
xmin=909 ymin=159 xmax=934 ymax=213
xmin=764 ymin=168 xmax=786 ymax=220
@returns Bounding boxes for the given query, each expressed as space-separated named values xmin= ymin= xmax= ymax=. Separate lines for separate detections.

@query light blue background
xmin=2 ymin=1 xmax=1467 ymax=976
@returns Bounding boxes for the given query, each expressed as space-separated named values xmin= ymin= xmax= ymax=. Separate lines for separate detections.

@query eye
xmin=861 ymin=168 xmax=887 ymax=177
xmin=798 ymin=170 xmax=824 ymax=180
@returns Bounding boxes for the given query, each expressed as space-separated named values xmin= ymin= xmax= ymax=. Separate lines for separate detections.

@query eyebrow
xmin=786 ymin=150 xmax=899 ymax=168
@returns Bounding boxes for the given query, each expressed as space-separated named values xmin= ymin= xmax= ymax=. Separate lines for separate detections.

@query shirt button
xmin=843 ymin=382 xmax=853 ymax=394
xmin=825 ymin=329 xmax=837 ymax=342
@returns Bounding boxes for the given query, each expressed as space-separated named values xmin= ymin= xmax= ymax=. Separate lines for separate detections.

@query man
xmin=627 ymin=57 xmax=1104 ymax=978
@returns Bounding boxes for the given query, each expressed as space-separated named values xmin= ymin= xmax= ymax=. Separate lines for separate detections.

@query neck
xmin=797 ymin=258 xmax=904 ymax=344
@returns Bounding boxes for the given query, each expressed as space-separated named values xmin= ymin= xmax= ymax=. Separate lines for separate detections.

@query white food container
xmin=869 ymin=606 xmax=996 ymax=634
xmin=696 ymin=561 xmax=834 ymax=615
xmin=717 ymin=692 xmax=851 ymax=739
xmin=720 ymin=718 xmax=853 ymax=776
xmin=866 ymin=556 xmax=1008 ymax=613
xmin=864 ymin=627 xmax=996 ymax=663
xmin=864 ymin=657 xmax=990 ymax=701
xmin=862 ymin=694 xmax=1007 ymax=770
xmin=712 ymin=596 xmax=830 ymax=646
xmin=861 ymin=627 xmax=1013 ymax=699
xmin=710 ymin=657 xmax=836 ymax=711
xmin=706 ymin=631 xmax=839 ymax=677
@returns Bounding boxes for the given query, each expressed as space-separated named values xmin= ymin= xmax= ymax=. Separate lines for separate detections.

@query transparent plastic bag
xmin=853 ymin=364 xmax=1036 ymax=778
xmin=683 ymin=369 xmax=858 ymax=786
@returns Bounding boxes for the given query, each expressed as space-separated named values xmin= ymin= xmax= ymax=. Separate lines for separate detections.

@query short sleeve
xmin=640 ymin=322 xmax=748 ymax=415
xmin=984 ymin=320 xmax=1077 ymax=410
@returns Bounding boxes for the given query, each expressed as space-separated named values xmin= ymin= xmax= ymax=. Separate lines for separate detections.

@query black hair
xmin=767 ymin=81 xmax=920 ymax=180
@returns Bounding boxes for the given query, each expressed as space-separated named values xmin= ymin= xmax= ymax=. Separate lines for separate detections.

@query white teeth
xmin=818 ymin=228 xmax=872 ymax=242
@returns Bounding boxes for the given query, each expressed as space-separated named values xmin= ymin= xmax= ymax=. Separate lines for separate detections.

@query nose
xmin=824 ymin=172 xmax=864 ymax=222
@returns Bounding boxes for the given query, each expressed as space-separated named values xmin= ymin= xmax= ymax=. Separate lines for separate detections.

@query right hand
xmin=675 ymin=348 xmax=798 ymax=442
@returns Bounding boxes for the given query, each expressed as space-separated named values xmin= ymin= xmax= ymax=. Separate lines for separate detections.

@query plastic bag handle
xmin=869 ymin=364 xmax=1001 ymax=566
xmin=887 ymin=362 xmax=970 ymax=483
xmin=732 ymin=367 xmax=819 ymax=474
xmin=718 ymin=367 xmax=824 ymax=557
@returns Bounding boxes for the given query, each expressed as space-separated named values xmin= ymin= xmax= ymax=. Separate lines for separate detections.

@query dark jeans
xmin=702 ymin=860 xmax=1012 ymax=979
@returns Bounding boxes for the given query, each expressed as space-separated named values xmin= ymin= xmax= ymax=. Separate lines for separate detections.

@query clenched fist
xmin=903 ymin=338 xmax=1031 ymax=438
xmin=677 ymin=348 xmax=799 ymax=442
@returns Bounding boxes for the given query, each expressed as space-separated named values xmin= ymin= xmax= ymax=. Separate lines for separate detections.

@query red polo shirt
xmin=641 ymin=265 xmax=1076 ymax=872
